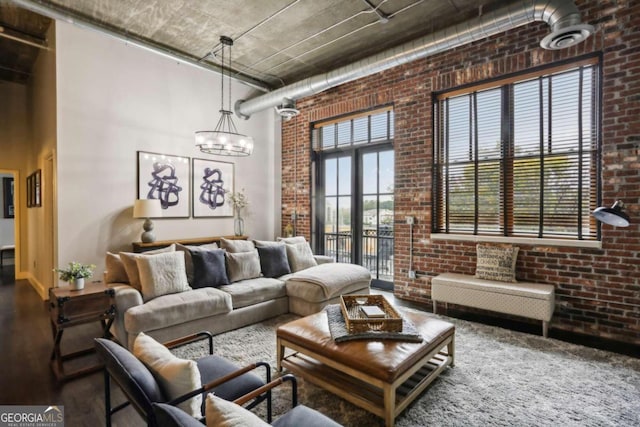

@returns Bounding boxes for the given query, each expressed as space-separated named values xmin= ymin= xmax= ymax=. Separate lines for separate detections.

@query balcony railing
xmin=324 ymin=227 xmax=393 ymax=281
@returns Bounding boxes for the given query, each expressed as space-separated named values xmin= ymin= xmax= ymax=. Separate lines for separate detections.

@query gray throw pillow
xmin=277 ymin=236 xmax=307 ymax=245
xmin=256 ymin=245 xmax=291 ymax=278
xmin=285 ymin=242 xmax=317 ymax=272
xmin=220 ymin=238 xmax=255 ymax=253
xmin=191 ymin=249 xmax=229 ymax=288
xmin=176 ymin=242 xmax=219 ymax=285
xmin=225 ymin=251 xmax=261 ymax=282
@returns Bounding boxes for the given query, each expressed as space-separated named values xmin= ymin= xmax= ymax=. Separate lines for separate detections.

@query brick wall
xmin=281 ymin=0 xmax=640 ymax=344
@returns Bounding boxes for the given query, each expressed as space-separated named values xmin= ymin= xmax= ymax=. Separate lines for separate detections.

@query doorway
xmin=0 ymin=170 xmax=18 ymax=281
xmin=316 ymin=145 xmax=395 ymax=290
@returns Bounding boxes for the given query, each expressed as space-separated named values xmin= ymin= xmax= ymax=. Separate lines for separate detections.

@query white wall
xmin=55 ymin=22 xmax=279 ymax=274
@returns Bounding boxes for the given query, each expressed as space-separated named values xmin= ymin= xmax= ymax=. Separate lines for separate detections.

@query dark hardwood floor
xmin=0 ymin=266 xmax=637 ymax=426
xmin=0 ymin=265 xmax=143 ymax=426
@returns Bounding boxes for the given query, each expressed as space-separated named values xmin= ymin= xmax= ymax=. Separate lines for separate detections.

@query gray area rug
xmin=172 ymin=310 xmax=640 ymax=427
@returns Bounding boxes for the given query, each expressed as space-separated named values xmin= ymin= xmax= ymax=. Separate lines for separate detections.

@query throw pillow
xmin=205 ymin=393 xmax=269 ymax=427
xmin=256 ymin=244 xmax=291 ymax=278
xmin=191 ymin=249 xmax=230 ymax=288
xmin=220 ymin=238 xmax=255 ymax=253
xmin=133 ymin=332 xmax=202 ymax=418
xmin=277 ymin=236 xmax=307 ymax=245
xmin=119 ymin=244 xmax=176 ymax=291
xmin=225 ymin=250 xmax=261 ymax=283
xmin=136 ymin=252 xmax=191 ymax=301
xmin=285 ymin=242 xmax=317 ymax=272
xmin=475 ymin=244 xmax=519 ymax=282
xmin=176 ymin=243 xmax=219 ymax=285
xmin=105 ymin=252 xmax=129 ymax=284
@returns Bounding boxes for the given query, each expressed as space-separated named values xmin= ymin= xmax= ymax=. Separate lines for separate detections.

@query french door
xmin=316 ymin=144 xmax=394 ymax=289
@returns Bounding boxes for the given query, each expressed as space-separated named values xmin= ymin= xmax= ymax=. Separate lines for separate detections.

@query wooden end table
xmin=48 ymin=281 xmax=116 ymax=381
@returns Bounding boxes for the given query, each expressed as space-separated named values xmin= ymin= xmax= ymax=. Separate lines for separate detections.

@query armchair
xmin=95 ymin=331 xmax=272 ymax=426
xmin=153 ymin=374 xmax=343 ymax=426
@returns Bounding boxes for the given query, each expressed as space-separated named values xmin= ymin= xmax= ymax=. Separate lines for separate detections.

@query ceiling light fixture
xmin=195 ymin=36 xmax=254 ymax=156
xmin=592 ymin=200 xmax=630 ymax=227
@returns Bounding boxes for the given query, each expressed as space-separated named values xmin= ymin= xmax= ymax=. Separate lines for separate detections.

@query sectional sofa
xmin=104 ymin=236 xmax=372 ymax=349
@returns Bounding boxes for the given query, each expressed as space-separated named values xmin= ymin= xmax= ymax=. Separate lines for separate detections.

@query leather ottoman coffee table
xmin=276 ymin=309 xmax=455 ymax=427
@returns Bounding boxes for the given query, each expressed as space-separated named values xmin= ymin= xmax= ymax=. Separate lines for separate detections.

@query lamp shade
xmin=133 ymin=199 xmax=162 ymax=218
xmin=592 ymin=200 xmax=630 ymax=227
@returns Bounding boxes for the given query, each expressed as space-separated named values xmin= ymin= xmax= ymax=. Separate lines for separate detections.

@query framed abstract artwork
xmin=192 ymin=158 xmax=234 ymax=218
xmin=137 ymin=151 xmax=190 ymax=218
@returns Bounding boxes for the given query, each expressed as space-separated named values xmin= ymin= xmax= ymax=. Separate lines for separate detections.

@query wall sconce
xmin=592 ymin=200 xmax=630 ymax=227
xmin=133 ymin=199 xmax=162 ymax=242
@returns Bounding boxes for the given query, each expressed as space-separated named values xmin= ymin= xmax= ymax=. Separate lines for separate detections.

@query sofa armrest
xmin=109 ymin=284 xmax=143 ymax=348
xmin=313 ymin=255 xmax=335 ymax=265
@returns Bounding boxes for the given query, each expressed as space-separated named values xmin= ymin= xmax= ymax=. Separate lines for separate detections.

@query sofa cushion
xmin=120 ymin=244 xmax=176 ymax=291
xmin=205 ymin=393 xmax=269 ymax=427
xmin=286 ymin=263 xmax=372 ymax=302
xmin=176 ymin=242 xmax=219 ymax=285
xmin=256 ymin=244 xmax=291 ymax=278
xmin=124 ymin=288 xmax=232 ymax=335
xmin=105 ymin=252 xmax=129 ymax=284
xmin=220 ymin=238 xmax=255 ymax=253
xmin=475 ymin=244 xmax=519 ymax=283
xmin=136 ymin=252 xmax=191 ymax=302
xmin=219 ymin=278 xmax=286 ymax=309
xmin=277 ymin=236 xmax=307 ymax=244
xmin=226 ymin=251 xmax=261 ymax=283
xmin=285 ymin=242 xmax=317 ymax=272
xmin=133 ymin=332 xmax=202 ymax=417
xmin=191 ymin=249 xmax=229 ymax=288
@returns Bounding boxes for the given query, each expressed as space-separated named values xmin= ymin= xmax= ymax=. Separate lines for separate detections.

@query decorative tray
xmin=340 ymin=294 xmax=403 ymax=333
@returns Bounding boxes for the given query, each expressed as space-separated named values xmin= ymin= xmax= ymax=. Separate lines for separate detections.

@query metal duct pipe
xmin=236 ymin=0 xmax=593 ymax=119
xmin=9 ymin=0 xmax=271 ymax=93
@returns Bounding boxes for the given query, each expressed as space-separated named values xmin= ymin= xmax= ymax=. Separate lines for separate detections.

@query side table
xmin=48 ymin=281 xmax=116 ymax=381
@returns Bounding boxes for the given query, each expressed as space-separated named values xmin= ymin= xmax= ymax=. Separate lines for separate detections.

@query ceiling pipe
xmin=9 ymin=0 xmax=271 ymax=93
xmin=236 ymin=0 xmax=593 ymax=119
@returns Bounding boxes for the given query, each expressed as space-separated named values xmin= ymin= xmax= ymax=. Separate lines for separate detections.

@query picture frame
xmin=33 ymin=169 xmax=41 ymax=207
xmin=192 ymin=158 xmax=234 ymax=218
xmin=137 ymin=151 xmax=190 ymax=218
xmin=26 ymin=174 xmax=32 ymax=208
xmin=2 ymin=177 xmax=14 ymax=218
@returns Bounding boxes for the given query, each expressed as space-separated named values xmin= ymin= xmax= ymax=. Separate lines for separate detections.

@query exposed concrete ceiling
xmin=1 ymin=0 xmax=504 ymax=88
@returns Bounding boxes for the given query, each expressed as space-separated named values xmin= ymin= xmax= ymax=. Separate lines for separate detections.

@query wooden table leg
xmin=383 ymin=383 xmax=396 ymax=427
xmin=276 ymin=337 xmax=283 ymax=372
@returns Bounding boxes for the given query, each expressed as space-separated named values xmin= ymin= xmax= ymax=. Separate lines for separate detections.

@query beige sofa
xmin=106 ymin=237 xmax=371 ymax=349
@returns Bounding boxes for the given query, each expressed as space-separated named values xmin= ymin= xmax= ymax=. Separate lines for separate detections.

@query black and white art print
xmin=137 ymin=151 xmax=190 ymax=218
xmin=192 ymin=158 xmax=234 ymax=218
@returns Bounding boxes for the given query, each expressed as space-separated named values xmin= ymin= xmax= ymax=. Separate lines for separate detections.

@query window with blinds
xmin=312 ymin=107 xmax=394 ymax=151
xmin=433 ymin=59 xmax=600 ymax=240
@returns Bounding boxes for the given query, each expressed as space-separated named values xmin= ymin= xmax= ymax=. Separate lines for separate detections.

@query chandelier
xmin=195 ymin=36 xmax=254 ymax=156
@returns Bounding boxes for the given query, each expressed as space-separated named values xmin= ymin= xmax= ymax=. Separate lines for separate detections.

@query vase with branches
xmin=228 ymin=188 xmax=248 ymax=236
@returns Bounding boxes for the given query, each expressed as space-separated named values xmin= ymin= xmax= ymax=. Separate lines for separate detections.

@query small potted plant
xmin=54 ymin=262 xmax=96 ymax=290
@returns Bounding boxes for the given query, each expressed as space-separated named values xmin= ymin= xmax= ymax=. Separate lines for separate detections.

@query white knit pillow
xmin=119 ymin=244 xmax=176 ymax=291
xmin=136 ymin=251 xmax=191 ymax=301
xmin=205 ymin=393 xmax=269 ymax=427
xmin=133 ymin=332 xmax=202 ymax=417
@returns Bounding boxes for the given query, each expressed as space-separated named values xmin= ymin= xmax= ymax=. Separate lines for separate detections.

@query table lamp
xmin=133 ymin=199 xmax=162 ymax=243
